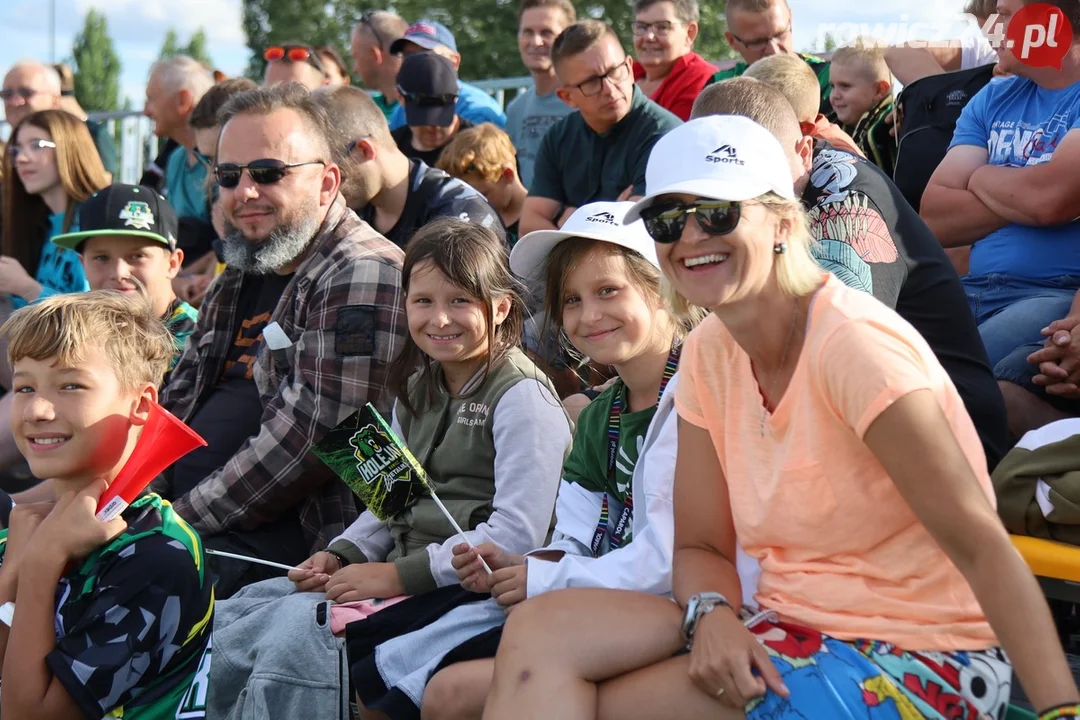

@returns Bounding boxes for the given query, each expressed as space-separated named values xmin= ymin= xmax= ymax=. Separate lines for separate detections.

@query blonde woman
xmin=480 ymin=117 xmax=1080 ymax=720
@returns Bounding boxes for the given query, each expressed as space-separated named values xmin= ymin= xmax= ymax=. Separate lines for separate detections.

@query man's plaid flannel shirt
xmin=160 ymin=197 xmax=407 ymax=553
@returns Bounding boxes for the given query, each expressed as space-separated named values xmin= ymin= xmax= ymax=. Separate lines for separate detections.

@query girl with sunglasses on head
xmin=480 ymin=116 xmax=1080 ymax=720
xmin=1 ymin=109 xmax=107 ymax=311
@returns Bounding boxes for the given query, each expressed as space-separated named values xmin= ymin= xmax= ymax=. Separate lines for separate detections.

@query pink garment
xmin=329 ymin=595 xmax=410 ymax=636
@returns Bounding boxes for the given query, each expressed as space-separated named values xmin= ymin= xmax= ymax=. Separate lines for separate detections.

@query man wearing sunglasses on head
xmin=385 ymin=19 xmax=507 ymax=131
xmin=157 ymin=83 xmax=408 ymax=599
xmin=392 ymin=52 xmax=474 ymax=167
xmin=264 ymin=42 xmax=329 ymax=90
xmin=519 ymin=20 xmax=681 ymax=237
xmin=704 ymin=0 xmax=834 ymax=120
xmin=686 ymin=78 xmax=1009 ymax=472
xmin=351 ymin=11 xmax=410 ymax=123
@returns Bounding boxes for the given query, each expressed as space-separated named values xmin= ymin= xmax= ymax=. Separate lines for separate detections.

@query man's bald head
xmin=311 ymin=84 xmax=394 ymax=163
xmin=3 ymin=60 xmax=62 ymax=127
xmin=691 ymin=77 xmax=811 ymax=184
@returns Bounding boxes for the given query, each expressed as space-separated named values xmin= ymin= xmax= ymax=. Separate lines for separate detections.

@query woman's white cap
xmin=509 ymin=201 xmax=659 ymax=282
xmin=623 ymin=115 xmax=797 ymax=224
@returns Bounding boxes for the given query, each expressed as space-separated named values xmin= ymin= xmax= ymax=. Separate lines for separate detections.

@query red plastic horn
xmin=96 ymin=400 xmax=207 ymax=521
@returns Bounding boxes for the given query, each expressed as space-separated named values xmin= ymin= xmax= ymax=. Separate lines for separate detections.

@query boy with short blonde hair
xmin=0 ymin=291 xmax=213 ymax=719
xmin=830 ymin=38 xmax=898 ymax=175
xmin=744 ymin=53 xmax=864 ymax=158
xmin=437 ymin=123 xmax=528 ymax=244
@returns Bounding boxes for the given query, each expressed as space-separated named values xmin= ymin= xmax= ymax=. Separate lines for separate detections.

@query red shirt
xmin=633 ymin=51 xmax=715 ymax=121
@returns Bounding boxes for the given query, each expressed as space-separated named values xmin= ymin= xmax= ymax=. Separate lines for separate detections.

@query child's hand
xmin=451 ymin=542 xmax=521 ymax=592
xmin=324 ymin=562 xmax=403 ymax=603
xmin=4 ymin=501 xmax=54 ymax=577
xmin=27 ymin=480 xmax=127 ymax=568
xmin=489 ymin=565 xmax=528 ymax=608
xmin=288 ymin=551 xmax=342 ymax=592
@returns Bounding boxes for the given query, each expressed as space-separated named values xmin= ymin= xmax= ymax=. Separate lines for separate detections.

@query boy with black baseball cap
xmin=391 ymin=52 xmax=474 ymax=166
xmin=52 ymin=184 xmax=198 ymax=372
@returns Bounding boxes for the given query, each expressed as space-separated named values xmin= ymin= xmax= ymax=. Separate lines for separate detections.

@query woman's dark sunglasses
xmin=638 ymin=200 xmax=742 ymax=244
xmin=215 ymin=159 xmax=326 ymax=189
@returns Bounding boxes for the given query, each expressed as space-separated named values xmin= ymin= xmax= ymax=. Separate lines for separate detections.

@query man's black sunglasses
xmin=638 ymin=200 xmax=743 ymax=244
xmin=396 ymin=86 xmax=457 ymax=107
xmin=215 ymin=159 xmax=326 ymax=189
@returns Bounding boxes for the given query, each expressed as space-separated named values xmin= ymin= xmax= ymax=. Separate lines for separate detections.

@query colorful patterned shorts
xmin=744 ymin=620 xmax=1013 ymax=720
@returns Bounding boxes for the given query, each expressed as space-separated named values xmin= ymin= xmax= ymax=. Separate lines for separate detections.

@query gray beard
xmin=220 ymin=209 xmax=321 ymax=275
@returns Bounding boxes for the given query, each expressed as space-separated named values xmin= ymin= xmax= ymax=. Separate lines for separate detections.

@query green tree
xmin=240 ymin=0 xmax=735 ymax=84
xmin=185 ymin=29 xmax=215 ymax=68
xmin=160 ymin=28 xmax=182 ymax=59
xmin=823 ymin=32 xmax=837 ymax=53
xmin=70 ymin=9 xmax=121 ymax=112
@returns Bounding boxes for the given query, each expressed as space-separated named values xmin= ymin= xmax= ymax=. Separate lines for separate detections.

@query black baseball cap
xmin=396 ymin=52 xmax=459 ymax=128
xmin=52 ymin=184 xmax=179 ymax=252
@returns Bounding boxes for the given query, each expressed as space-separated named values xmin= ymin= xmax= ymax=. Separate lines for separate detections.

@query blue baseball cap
xmin=390 ymin=20 xmax=457 ymax=54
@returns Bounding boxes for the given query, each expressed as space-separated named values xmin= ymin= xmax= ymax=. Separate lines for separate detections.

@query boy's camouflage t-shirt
xmin=0 ymin=493 xmax=214 ymax=719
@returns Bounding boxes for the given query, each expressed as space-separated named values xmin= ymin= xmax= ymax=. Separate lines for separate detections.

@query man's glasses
xmin=346 ymin=134 xmax=373 ymax=156
xmin=570 ymin=57 xmax=631 ymax=97
xmin=264 ymin=45 xmax=325 ymax=73
xmin=397 ymin=87 xmax=458 ymax=107
xmin=214 ymin=159 xmax=326 ymax=189
xmin=632 ymin=21 xmax=679 ymax=37
xmin=0 ymin=88 xmax=42 ymax=102
xmin=730 ymin=24 xmax=792 ymax=51
xmin=638 ymin=199 xmax=743 ymax=244
xmin=10 ymin=138 xmax=57 ymax=159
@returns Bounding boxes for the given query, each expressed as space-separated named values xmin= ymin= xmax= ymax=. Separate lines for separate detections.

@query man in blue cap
xmin=387 ymin=19 xmax=507 ymax=130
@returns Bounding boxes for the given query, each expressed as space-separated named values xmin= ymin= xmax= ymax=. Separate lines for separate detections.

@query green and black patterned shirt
xmin=0 ymin=493 xmax=214 ymax=719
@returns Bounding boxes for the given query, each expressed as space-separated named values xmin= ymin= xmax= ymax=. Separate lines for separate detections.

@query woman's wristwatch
xmin=680 ymin=592 xmax=732 ymax=645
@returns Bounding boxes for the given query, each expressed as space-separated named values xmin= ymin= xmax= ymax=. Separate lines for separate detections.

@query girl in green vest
xmin=287 ymin=218 xmax=571 ymax=679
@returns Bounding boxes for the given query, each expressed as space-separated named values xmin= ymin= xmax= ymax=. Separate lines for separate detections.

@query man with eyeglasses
xmin=689 ymin=78 xmax=1009 ymax=472
xmin=263 ymin=42 xmax=329 ymax=90
xmin=631 ymin=0 xmax=715 ymax=120
xmin=392 ymin=52 xmax=474 ymax=167
xmin=386 ymin=20 xmax=507 ymax=131
xmin=157 ymin=83 xmax=407 ymax=599
xmin=519 ymin=20 xmax=681 ymax=237
xmin=351 ymin=11 xmax=410 ymax=122
xmin=2 ymin=60 xmax=118 ymax=177
xmin=706 ymin=0 xmax=835 ymax=120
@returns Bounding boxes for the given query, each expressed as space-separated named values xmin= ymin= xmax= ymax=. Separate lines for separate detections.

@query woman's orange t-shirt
xmin=675 ymin=275 xmax=998 ymax=651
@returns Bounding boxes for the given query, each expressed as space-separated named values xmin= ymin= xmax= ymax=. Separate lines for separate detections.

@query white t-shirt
xmin=958 ymin=23 xmax=999 ymax=69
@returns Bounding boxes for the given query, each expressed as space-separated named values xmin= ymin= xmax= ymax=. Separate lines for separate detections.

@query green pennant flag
xmin=312 ymin=403 xmax=430 ymax=522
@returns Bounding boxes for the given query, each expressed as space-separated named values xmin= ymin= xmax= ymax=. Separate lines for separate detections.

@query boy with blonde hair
xmin=830 ymin=38 xmax=898 ymax=175
xmin=744 ymin=53 xmax=864 ymax=158
xmin=437 ymin=123 xmax=528 ymax=245
xmin=0 ymin=291 xmax=213 ymax=719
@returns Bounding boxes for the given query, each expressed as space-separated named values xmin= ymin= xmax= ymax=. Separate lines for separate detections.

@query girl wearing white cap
xmin=481 ymin=117 xmax=1079 ymax=719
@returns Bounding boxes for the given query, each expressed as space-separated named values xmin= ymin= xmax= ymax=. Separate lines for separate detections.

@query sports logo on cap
xmin=706 ymin=144 xmax=745 ymax=165
xmin=119 ymin=201 xmax=155 ymax=230
xmin=586 ymin=211 xmax=617 ymax=225
xmin=406 ymin=21 xmax=437 ymax=37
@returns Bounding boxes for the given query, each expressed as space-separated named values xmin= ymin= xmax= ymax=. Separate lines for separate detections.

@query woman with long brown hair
xmin=1 ymin=109 xmax=108 ymax=310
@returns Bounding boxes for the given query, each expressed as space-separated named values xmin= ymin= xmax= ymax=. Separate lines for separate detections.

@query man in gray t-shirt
xmin=506 ymin=0 xmax=576 ymax=187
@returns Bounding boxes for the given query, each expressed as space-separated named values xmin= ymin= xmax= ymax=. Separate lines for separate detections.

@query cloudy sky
xmin=0 ymin=0 xmax=970 ymax=118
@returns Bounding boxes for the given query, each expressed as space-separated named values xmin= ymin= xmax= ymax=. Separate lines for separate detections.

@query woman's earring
xmin=773 ymin=243 xmax=787 ymax=255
